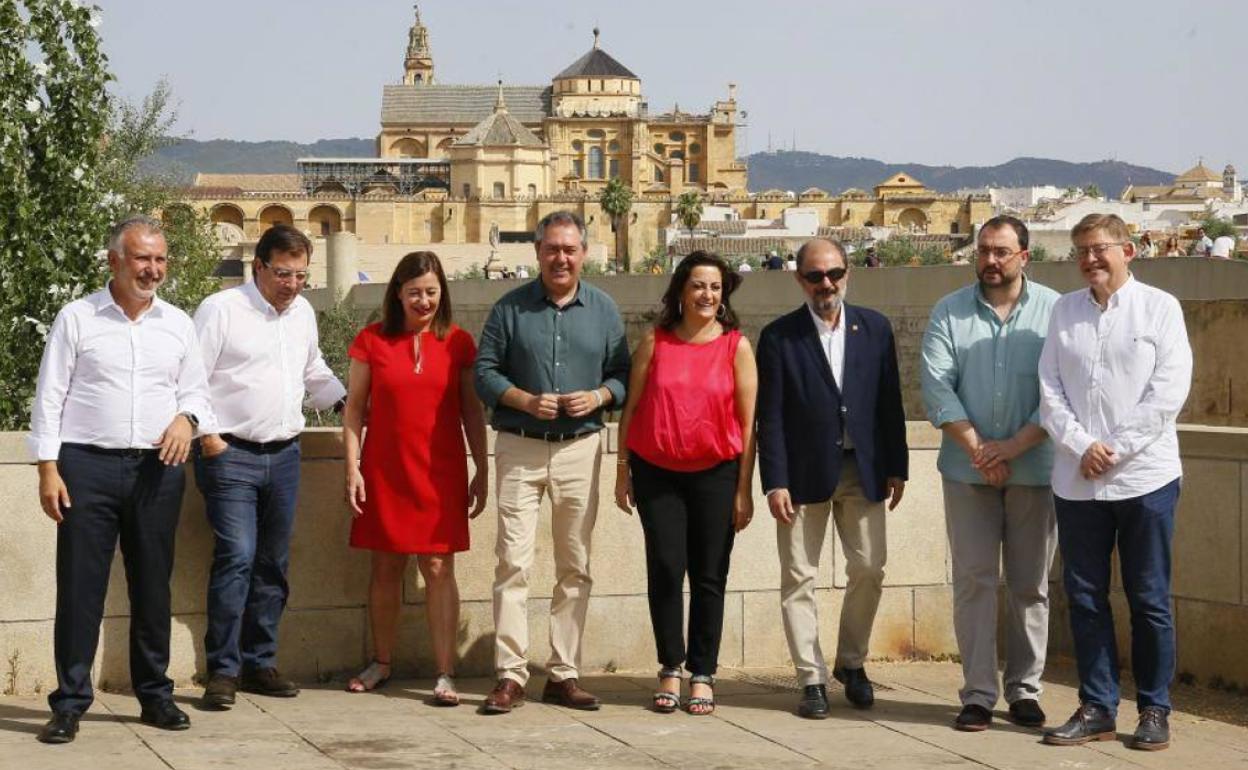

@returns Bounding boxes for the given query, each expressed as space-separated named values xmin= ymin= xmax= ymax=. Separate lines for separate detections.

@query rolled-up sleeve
xmin=474 ymin=301 xmax=514 ymax=409
xmin=920 ymin=305 xmax=969 ymax=428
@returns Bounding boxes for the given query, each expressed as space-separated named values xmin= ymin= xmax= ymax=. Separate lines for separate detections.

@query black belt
xmin=63 ymin=443 xmax=157 ymax=458
xmin=498 ymin=427 xmax=598 ymax=443
xmin=221 ymin=433 xmax=298 ymax=453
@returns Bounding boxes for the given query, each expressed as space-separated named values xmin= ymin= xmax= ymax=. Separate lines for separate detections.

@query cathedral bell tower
xmin=403 ymin=5 xmax=435 ymax=85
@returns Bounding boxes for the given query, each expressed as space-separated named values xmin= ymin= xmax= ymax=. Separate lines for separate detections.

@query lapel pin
xmin=851 ymin=324 xmax=859 ymax=331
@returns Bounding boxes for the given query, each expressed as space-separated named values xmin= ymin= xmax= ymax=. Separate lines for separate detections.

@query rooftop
xmin=381 ymin=84 xmax=551 ymax=125
xmin=554 ymin=29 xmax=638 ymax=80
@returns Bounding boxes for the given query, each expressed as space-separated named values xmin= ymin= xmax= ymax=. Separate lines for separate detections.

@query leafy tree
xmin=1028 ymin=243 xmax=1050 ymax=262
xmin=1083 ymin=184 xmax=1102 ymax=199
xmin=598 ymin=177 xmax=633 ymax=271
xmin=675 ymin=191 xmax=703 ymax=240
xmin=304 ymin=297 xmax=367 ymax=428
xmin=872 ymin=238 xmax=946 ymax=266
xmin=0 ymin=3 xmax=220 ymax=429
xmin=1198 ymin=214 xmax=1237 ymax=240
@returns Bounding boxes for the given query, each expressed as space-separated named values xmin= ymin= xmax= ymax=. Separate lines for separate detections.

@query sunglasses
xmin=800 ymin=267 xmax=847 ymax=284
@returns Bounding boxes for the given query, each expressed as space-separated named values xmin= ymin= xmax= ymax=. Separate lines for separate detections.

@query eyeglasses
xmin=264 ymin=265 xmax=310 ymax=282
xmin=1073 ymin=242 xmax=1125 ymax=259
xmin=800 ymin=267 xmax=847 ymax=284
xmin=974 ymin=246 xmax=1022 ymax=261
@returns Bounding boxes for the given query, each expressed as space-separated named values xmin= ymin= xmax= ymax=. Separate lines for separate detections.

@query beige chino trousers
xmin=777 ymin=459 xmax=887 ymax=687
xmin=492 ymin=431 xmax=602 ymax=685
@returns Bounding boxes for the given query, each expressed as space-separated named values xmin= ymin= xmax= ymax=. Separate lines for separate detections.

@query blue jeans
xmin=1054 ymin=478 xmax=1180 ymax=716
xmin=195 ymin=439 xmax=301 ymax=677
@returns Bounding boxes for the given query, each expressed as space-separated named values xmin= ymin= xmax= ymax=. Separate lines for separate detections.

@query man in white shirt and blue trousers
xmin=1039 ymin=213 xmax=1192 ymax=752
xmin=29 ymin=216 xmax=214 ymax=743
xmin=193 ymin=224 xmax=346 ymax=708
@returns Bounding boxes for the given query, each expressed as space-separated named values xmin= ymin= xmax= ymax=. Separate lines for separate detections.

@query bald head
xmin=795 ymin=238 xmax=847 ymax=271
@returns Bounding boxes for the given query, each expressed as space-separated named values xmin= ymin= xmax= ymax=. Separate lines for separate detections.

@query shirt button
xmin=840 ymin=406 xmax=848 ymax=414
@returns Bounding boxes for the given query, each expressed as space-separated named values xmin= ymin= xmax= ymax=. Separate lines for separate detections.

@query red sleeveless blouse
xmin=626 ymin=327 xmax=743 ymax=472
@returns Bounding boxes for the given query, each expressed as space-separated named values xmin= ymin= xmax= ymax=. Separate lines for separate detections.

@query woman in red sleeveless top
xmin=341 ymin=252 xmax=488 ymax=705
xmin=614 ymin=251 xmax=757 ymax=715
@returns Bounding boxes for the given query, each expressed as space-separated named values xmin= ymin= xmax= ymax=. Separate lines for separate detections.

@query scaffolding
xmin=296 ymin=157 xmax=450 ymax=196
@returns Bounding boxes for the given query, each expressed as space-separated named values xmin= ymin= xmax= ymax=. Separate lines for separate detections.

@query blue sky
xmin=95 ymin=0 xmax=1243 ymax=173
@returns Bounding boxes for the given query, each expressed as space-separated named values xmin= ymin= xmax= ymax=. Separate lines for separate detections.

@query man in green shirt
xmin=474 ymin=210 xmax=629 ymax=714
xmin=920 ymin=216 xmax=1059 ymax=733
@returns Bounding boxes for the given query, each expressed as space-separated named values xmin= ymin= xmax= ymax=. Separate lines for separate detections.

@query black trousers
xmin=49 ymin=444 xmax=186 ymax=715
xmin=630 ymin=454 xmax=738 ymax=677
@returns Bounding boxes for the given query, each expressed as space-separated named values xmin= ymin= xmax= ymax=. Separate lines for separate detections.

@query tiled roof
xmin=554 ymin=48 xmax=638 ymax=80
xmin=381 ymin=84 xmax=551 ymax=124
xmin=1176 ymin=162 xmax=1221 ymax=183
xmin=817 ymin=226 xmax=872 ymax=242
xmin=455 ymin=106 xmax=544 ymax=148
xmin=193 ymin=174 xmax=302 ymax=192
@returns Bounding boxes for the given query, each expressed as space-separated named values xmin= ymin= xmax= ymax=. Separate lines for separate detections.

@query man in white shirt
xmin=193 ymin=225 xmax=345 ymax=708
xmin=1210 ymin=233 xmax=1235 ymax=259
xmin=1189 ymin=227 xmax=1213 ymax=257
xmin=29 ymin=216 xmax=214 ymax=743
xmin=1038 ymin=213 xmax=1192 ymax=752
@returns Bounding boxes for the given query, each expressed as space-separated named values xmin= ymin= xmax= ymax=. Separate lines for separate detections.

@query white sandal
xmin=347 ymin=660 xmax=391 ymax=693
xmin=432 ymin=673 xmax=459 ymax=706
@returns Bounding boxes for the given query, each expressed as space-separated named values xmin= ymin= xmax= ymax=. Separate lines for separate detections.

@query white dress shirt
xmin=28 ymin=285 xmax=214 ymax=461
xmin=1038 ymin=276 xmax=1192 ymax=501
xmin=194 ymin=281 xmax=346 ymax=443
xmin=1211 ymin=235 xmax=1235 ymax=259
xmin=808 ymin=304 xmax=853 ymax=450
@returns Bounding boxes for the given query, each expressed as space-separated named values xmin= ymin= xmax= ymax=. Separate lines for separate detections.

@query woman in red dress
xmin=341 ymin=251 xmax=487 ymax=704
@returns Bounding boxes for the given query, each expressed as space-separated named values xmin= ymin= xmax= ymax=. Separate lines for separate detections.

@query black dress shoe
xmin=241 ymin=667 xmax=300 ymax=697
xmin=954 ymin=704 xmax=992 ymax=732
xmin=798 ymin=684 xmax=829 ymax=719
xmin=1043 ymin=703 xmax=1115 ymax=746
xmin=140 ymin=700 xmax=191 ymax=731
xmin=202 ymin=673 xmax=239 ymax=708
xmin=1129 ymin=706 xmax=1170 ymax=751
xmin=832 ymin=667 xmax=874 ymax=709
xmin=1007 ymin=698 xmax=1046 ymax=728
xmin=36 ymin=712 xmax=80 ymax=744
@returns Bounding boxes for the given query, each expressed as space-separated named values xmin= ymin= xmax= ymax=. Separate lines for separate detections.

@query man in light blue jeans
xmin=921 ymin=215 xmax=1059 ymax=733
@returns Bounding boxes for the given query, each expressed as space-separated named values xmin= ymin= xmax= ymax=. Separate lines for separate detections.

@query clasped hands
xmin=525 ymin=390 xmax=601 ymax=420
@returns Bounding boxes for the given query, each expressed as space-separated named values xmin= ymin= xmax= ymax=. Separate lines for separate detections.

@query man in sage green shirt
xmin=474 ymin=210 xmax=629 ymax=714
xmin=920 ymin=215 xmax=1059 ymax=733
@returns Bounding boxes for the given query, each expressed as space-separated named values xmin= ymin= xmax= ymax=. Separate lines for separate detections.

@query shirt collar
xmin=243 ymin=279 xmax=282 ymax=316
xmin=91 ymin=282 xmax=165 ymax=320
xmin=807 ymin=303 xmax=843 ymax=334
xmin=973 ymin=275 xmax=1031 ymax=319
xmin=1085 ymin=272 xmax=1136 ymax=309
xmin=530 ymin=278 xmax=584 ymax=309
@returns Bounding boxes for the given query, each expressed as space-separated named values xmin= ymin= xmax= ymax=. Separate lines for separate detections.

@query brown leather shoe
xmin=481 ymin=678 xmax=526 ymax=714
xmin=541 ymin=677 xmax=601 ymax=710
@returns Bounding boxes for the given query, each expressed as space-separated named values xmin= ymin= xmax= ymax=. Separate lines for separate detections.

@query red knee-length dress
xmin=348 ymin=322 xmax=476 ymax=554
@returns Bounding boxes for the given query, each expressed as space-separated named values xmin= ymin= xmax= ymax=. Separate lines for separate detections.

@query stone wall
xmin=2 ymin=424 xmax=1247 ymax=697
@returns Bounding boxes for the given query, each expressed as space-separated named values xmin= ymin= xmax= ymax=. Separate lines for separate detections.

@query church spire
xmin=494 ymin=79 xmax=507 ymax=112
xmin=403 ymin=4 xmax=435 ymax=85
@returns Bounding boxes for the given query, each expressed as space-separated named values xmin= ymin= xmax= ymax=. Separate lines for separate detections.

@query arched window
xmin=527 ymin=183 xmax=537 ymax=197
xmin=689 ymin=143 xmax=701 ymax=155
xmin=653 ymin=143 xmax=665 ymax=156
xmin=588 ymin=146 xmax=604 ymax=179
xmin=572 ymin=140 xmax=584 ymax=152
xmin=608 ymin=140 xmax=620 ymax=153
xmin=493 ymin=182 xmax=506 ymax=198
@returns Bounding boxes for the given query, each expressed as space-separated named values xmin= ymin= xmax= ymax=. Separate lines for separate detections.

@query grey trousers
xmin=942 ymin=480 xmax=1056 ymax=709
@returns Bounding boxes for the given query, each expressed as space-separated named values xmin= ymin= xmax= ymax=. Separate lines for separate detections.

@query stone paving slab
xmin=3 ymin=663 xmax=1248 ymax=769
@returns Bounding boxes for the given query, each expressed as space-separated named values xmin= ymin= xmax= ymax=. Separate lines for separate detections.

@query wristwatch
xmin=180 ymin=411 xmax=200 ymax=430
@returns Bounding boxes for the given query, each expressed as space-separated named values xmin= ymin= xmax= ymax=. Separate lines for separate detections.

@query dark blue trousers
xmin=1054 ymin=478 xmax=1180 ymax=716
xmin=50 ymin=444 xmax=185 ymax=715
xmin=194 ymin=439 xmax=300 ymax=677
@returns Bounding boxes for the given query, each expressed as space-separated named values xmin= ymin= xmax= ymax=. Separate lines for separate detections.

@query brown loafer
xmin=541 ymin=677 xmax=601 ymax=710
xmin=481 ymin=678 xmax=526 ymax=714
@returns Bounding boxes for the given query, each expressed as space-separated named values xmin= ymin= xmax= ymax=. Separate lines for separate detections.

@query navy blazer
xmin=756 ymin=304 xmax=908 ymax=504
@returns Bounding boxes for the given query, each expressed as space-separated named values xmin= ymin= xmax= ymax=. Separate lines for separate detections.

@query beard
xmin=808 ymin=284 xmax=847 ymax=318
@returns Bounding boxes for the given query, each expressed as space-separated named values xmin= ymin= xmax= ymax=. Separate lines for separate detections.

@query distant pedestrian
xmin=1211 ymin=233 xmax=1235 ymax=259
xmin=1190 ymin=227 xmax=1213 ymax=256
xmin=864 ymin=246 xmax=881 ymax=268
xmin=1162 ymin=236 xmax=1183 ymax=257
xmin=1137 ymin=231 xmax=1156 ymax=258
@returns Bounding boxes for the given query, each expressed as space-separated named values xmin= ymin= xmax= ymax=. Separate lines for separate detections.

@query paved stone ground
xmin=3 ymin=662 xmax=1248 ymax=769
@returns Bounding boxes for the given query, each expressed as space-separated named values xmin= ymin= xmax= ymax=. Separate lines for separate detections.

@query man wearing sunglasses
xmin=191 ymin=224 xmax=346 ymax=708
xmin=1039 ymin=213 xmax=1191 ymax=751
xmin=920 ymin=215 xmax=1059 ymax=733
xmin=756 ymin=237 xmax=908 ymax=719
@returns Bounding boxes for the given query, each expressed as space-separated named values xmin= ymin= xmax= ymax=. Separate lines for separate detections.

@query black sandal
xmin=653 ymin=667 xmax=681 ymax=713
xmin=685 ymin=674 xmax=715 ymax=716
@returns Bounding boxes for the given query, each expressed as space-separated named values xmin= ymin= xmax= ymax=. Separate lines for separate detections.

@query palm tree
xmin=675 ymin=190 xmax=703 ymax=242
xmin=598 ymin=177 xmax=634 ymax=272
